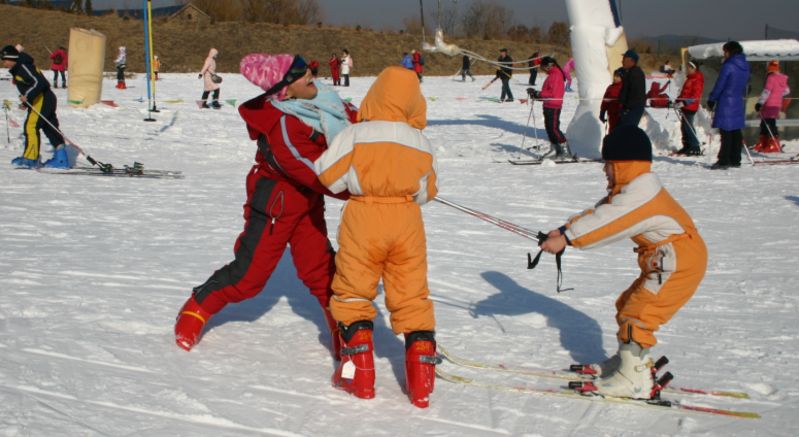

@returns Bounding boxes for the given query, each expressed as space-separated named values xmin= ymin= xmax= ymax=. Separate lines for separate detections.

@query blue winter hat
xmin=622 ymin=49 xmax=639 ymax=62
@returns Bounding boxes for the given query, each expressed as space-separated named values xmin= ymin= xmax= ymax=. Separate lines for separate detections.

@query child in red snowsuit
xmin=328 ymin=53 xmax=341 ymax=86
xmin=174 ymin=54 xmax=357 ymax=357
xmin=600 ymin=68 xmax=624 ymax=134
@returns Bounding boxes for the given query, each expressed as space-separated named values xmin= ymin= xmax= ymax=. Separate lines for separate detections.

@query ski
xmin=438 ymin=344 xmax=749 ymax=399
xmin=752 ymin=158 xmax=799 ymax=165
xmin=508 ymin=158 xmax=602 ymax=165
xmin=435 ymin=366 xmax=760 ymax=419
xmin=38 ymin=164 xmax=183 ymax=179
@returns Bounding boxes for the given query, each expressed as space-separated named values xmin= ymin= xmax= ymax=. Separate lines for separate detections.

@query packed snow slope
xmin=1 ymin=71 xmax=797 ymax=436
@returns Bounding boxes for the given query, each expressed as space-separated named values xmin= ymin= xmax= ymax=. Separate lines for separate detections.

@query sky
xmin=79 ymin=0 xmax=799 ymax=41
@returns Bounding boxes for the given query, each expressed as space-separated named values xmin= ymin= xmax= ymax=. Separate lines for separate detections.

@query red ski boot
xmin=752 ymin=134 xmax=768 ymax=152
xmin=332 ymin=320 xmax=375 ymax=399
xmin=174 ymin=296 xmax=212 ymax=351
xmin=405 ymin=331 xmax=437 ymax=408
xmin=322 ymin=308 xmax=341 ymax=361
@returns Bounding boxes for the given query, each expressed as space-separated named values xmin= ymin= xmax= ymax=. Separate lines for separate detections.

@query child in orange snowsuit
xmin=315 ymin=66 xmax=438 ymax=408
xmin=541 ymin=126 xmax=707 ymax=399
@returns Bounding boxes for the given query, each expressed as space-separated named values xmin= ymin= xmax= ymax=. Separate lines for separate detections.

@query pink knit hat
xmin=240 ymin=54 xmax=295 ymax=100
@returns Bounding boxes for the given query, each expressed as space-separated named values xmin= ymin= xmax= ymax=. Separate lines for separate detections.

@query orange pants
xmin=330 ymin=197 xmax=435 ymax=333
xmin=615 ymin=234 xmax=707 ymax=348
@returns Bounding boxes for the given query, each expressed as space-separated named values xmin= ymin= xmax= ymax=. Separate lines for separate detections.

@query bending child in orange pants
xmin=541 ymin=126 xmax=707 ymax=400
xmin=315 ymin=66 xmax=438 ymax=408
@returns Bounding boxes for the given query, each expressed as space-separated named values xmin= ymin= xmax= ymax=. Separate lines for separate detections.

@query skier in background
xmin=340 ymin=49 xmax=352 ymax=87
xmin=617 ymin=50 xmax=646 ymax=127
xmin=528 ymin=50 xmax=540 ymax=86
xmin=199 ymin=48 xmax=221 ymax=109
xmin=2 ymin=45 xmax=70 ymax=169
xmin=412 ymin=49 xmax=424 ymax=82
xmin=753 ymin=59 xmax=790 ymax=153
xmin=528 ymin=56 xmax=573 ymax=160
xmin=153 ymin=55 xmax=161 ymax=80
xmin=401 ymin=52 xmax=414 ymax=70
xmin=49 ymin=46 xmax=67 ymax=88
xmin=563 ymin=57 xmax=575 ymax=92
xmin=673 ymin=61 xmax=704 ymax=156
xmin=115 ymin=46 xmax=127 ymax=89
xmin=174 ymin=53 xmax=357 ymax=358
xmin=707 ymin=41 xmax=750 ymax=170
xmin=316 ymin=66 xmax=438 ymax=409
xmin=328 ymin=52 xmax=341 ymax=86
xmin=460 ymin=54 xmax=474 ymax=82
xmin=540 ymin=126 xmax=707 ymax=400
xmin=599 ymin=67 xmax=624 ymax=134
xmin=497 ymin=48 xmax=514 ymax=102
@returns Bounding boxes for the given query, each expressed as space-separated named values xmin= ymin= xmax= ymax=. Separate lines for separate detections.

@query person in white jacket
xmin=340 ymin=49 xmax=352 ymax=87
xmin=199 ymin=48 xmax=221 ymax=109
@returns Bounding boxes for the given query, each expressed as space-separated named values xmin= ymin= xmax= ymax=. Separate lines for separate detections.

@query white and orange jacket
xmin=314 ymin=66 xmax=437 ymax=203
xmin=563 ymin=161 xmax=706 ymax=293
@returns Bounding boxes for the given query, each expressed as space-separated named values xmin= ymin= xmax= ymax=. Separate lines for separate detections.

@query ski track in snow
xmin=1 ymin=71 xmax=798 ymax=436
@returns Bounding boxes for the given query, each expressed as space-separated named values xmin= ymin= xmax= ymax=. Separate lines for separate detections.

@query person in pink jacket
xmin=563 ymin=57 xmax=575 ymax=92
xmin=528 ymin=56 xmax=573 ymax=160
xmin=754 ymin=60 xmax=791 ymax=153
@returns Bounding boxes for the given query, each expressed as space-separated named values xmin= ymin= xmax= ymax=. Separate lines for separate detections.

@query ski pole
xmin=21 ymin=98 xmax=109 ymax=171
xmin=434 ymin=196 xmax=571 ymax=292
xmin=520 ymin=99 xmax=535 ymax=151
xmin=3 ymin=101 xmax=9 ymax=144
xmin=434 ymin=196 xmax=540 ymax=241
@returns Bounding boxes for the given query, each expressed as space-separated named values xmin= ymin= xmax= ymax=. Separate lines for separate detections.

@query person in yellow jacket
xmin=540 ymin=125 xmax=707 ymax=399
xmin=314 ymin=66 xmax=438 ymax=408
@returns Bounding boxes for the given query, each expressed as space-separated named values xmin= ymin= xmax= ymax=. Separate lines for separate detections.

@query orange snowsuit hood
xmin=608 ymin=161 xmax=651 ymax=196
xmin=357 ymin=66 xmax=427 ymax=130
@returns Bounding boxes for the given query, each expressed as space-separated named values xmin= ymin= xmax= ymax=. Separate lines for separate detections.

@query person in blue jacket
xmin=707 ymin=41 xmax=750 ymax=170
xmin=400 ymin=52 xmax=414 ymax=70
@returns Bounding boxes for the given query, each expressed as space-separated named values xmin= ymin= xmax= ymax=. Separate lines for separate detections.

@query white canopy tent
xmin=687 ymin=39 xmax=799 ymax=62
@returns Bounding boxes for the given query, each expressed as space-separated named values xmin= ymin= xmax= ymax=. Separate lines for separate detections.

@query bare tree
xmin=296 ymin=0 xmax=321 ymax=24
xmin=547 ymin=21 xmax=570 ymax=47
xmin=438 ymin=1 xmax=459 ymax=36
xmin=461 ymin=0 xmax=511 ymax=40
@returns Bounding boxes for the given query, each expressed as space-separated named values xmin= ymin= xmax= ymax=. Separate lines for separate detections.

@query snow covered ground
xmin=1 ymin=70 xmax=798 ymax=436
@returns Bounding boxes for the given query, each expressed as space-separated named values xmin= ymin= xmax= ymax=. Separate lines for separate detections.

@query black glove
xmin=526 ymin=87 xmax=536 ymax=98
xmin=754 ymin=103 xmax=762 ymax=112
xmin=707 ymin=101 xmax=716 ymax=111
xmin=599 ymin=111 xmax=606 ymax=123
xmin=198 ymin=73 xmax=203 ymax=79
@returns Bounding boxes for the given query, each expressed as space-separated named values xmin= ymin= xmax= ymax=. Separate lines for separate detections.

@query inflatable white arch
xmin=564 ymin=0 xmax=628 ymax=159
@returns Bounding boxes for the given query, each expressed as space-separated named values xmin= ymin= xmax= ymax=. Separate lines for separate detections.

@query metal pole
xmin=146 ymin=0 xmax=158 ymax=113
xmin=419 ymin=0 xmax=426 ymax=44
xmin=143 ymin=0 xmax=155 ymax=121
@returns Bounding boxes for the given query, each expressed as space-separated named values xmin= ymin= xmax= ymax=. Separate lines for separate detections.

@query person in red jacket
xmin=674 ymin=62 xmax=704 ymax=156
xmin=174 ymin=54 xmax=357 ymax=359
xmin=412 ymin=49 xmax=424 ymax=82
xmin=49 ymin=46 xmax=67 ymax=88
xmin=528 ymin=56 xmax=573 ymax=160
xmin=328 ymin=52 xmax=341 ymax=86
xmin=600 ymin=68 xmax=624 ymax=134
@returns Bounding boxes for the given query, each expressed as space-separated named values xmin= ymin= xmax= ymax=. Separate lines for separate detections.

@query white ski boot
xmin=594 ymin=342 xmax=654 ymax=399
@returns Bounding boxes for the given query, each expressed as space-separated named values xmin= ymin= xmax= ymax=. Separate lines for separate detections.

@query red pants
xmin=193 ymin=166 xmax=336 ymax=314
